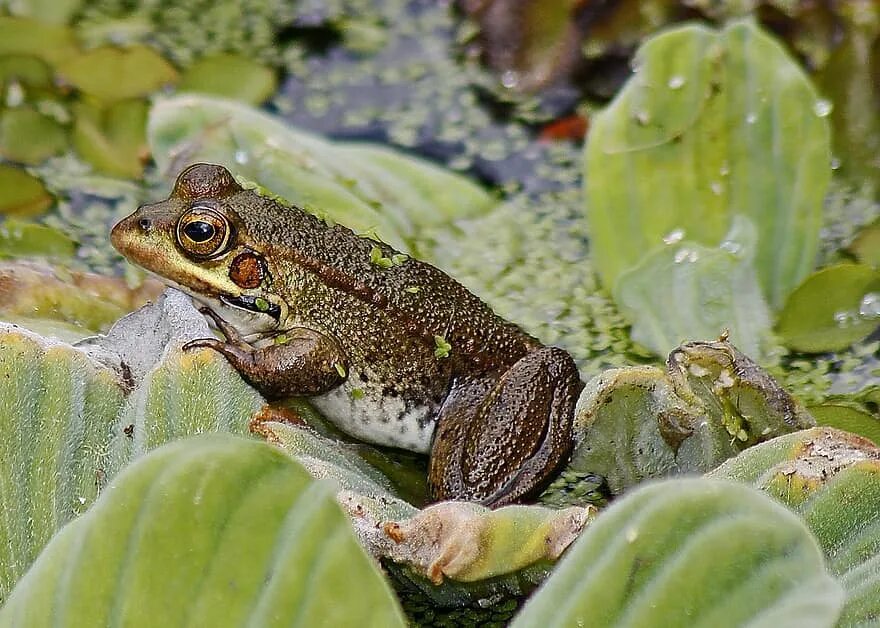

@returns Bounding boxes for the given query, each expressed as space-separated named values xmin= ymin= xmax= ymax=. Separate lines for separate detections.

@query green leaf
xmin=512 ymin=478 xmax=843 ymax=628
xmin=0 ymin=166 xmax=52 ymax=216
xmin=0 ymin=435 xmax=407 ymax=627
xmin=585 ymin=19 xmax=830 ymax=315
xmin=58 ymin=45 xmax=178 ymax=102
xmin=776 ymin=264 xmax=880 ymax=353
xmin=178 ymin=54 xmax=277 ymax=104
xmin=847 ymin=217 xmax=880 ymax=268
xmin=147 ymin=95 xmax=495 ymax=253
xmin=0 ymin=107 xmax=68 ymax=164
xmin=615 ymin=215 xmax=771 ymax=356
xmin=0 ymin=327 xmax=125 ymax=598
xmin=0 ymin=219 xmax=75 ymax=258
xmin=0 ymin=261 xmax=161 ymax=337
xmin=809 ymin=403 xmax=880 ymax=445
xmin=105 ymin=346 xmax=265 ymax=478
xmin=710 ymin=427 xmax=880 ymax=627
xmin=0 ymin=17 xmax=79 ymax=67
xmin=71 ymin=99 xmax=148 ymax=178
xmin=0 ymin=55 xmax=52 ymax=89
xmin=813 ymin=7 xmax=880 ymax=193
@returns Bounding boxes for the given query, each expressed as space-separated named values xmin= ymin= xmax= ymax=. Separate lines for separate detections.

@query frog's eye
xmin=176 ymin=206 xmax=232 ymax=258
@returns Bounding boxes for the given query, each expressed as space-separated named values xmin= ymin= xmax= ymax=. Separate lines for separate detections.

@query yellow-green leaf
xmin=0 ymin=107 xmax=68 ymax=164
xmin=178 ymin=53 xmax=277 ymax=104
xmin=776 ymin=263 xmax=880 ymax=353
xmin=0 ymin=166 xmax=52 ymax=216
xmin=58 ymin=45 xmax=178 ymax=102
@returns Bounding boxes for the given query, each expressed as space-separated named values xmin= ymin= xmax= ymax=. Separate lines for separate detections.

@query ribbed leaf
xmin=0 ymin=326 xmax=124 ymax=599
xmin=0 ymin=435 xmax=407 ymax=627
xmin=512 ymin=478 xmax=842 ymax=628
xmin=147 ymin=95 xmax=495 ymax=254
xmin=710 ymin=427 xmax=880 ymax=627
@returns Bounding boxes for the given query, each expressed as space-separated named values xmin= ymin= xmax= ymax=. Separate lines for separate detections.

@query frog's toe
xmin=428 ymin=347 xmax=582 ymax=507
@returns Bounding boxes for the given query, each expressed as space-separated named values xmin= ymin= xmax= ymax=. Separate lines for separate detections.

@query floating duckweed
xmin=335 ymin=362 xmax=347 ymax=378
xmin=405 ymin=286 xmax=420 ymax=294
xmin=433 ymin=335 xmax=451 ymax=359
xmin=274 ymin=334 xmax=289 ymax=345
xmin=391 ymin=253 xmax=408 ymax=266
xmin=351 ymin=387 xmax=365 ymax=400
xmin=370 ymin=245 xmax=393 ymax=269
xmin=254 ymin=297 xmax=270 ymax=312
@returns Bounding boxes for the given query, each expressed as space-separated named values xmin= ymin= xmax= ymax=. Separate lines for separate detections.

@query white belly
xmin=310 ymin=371 xmax=438 ymax=453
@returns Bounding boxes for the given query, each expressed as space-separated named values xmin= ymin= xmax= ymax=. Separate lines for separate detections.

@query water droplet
xmin=78 ymin=496 xmax=86 ymax=505
xmin=625 ymin=526 xmax=639 ymax=542
xmin=813 ymin=99 xmax=833 ymax=117
xmin=5 ymin=81 xmax=24 ymax=108
xmin=745 ymin=112 xmax=758 ymax=124
xmin=667 ymin=75 xmax=686 ymax=89
xmin=234 ymin=150 xmax=249 ymax=165
xmin=834 ymin=310 xmax=858 ymax=328
xmin=674 ymin=248 xmax=699 ymax=263
xmin=710 ymin=181 xmax=724 ymax=196
xmin=859 ymin=292 xmax=880 ymax=319
xmin=830 ymin=156 xmax=841 ymax=170
xmin=719 ymin=161 xmax=730 ymax=176
xmin=500 ymin=70 xmax=519 ymax=89
xmin=720 ymin=240 xmax=743 ymax=255
xmin=663 ymin=228 xmax=685 ymax=245
xmin=635 ymin=110 xmax=650 ymax=125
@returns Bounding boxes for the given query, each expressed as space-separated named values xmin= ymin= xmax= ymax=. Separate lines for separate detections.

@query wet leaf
xmin=0 ymin=107 xmax=67 ymax=164
xmin=0 ymin=17 xmax=79 ymax=66
xmin=809 ymin=403 xmax=880 ymax=446
xmin=0 ymin=436 xmax=408 ymax=627
xmin=0 ymin=219 xmax=75 ymax=259
xmin=0 ymin=166 xmax=52 ymax=216
xmin=776 ymin=263 xmax=880 ymax=353
xmin=513 ymin=478 xmax=843 ymax=628
xmin=615 ymin=215 xmax=771 ymax=356
xmin=178 ymin=53 xmax=276 ymax=104
xmin=71 ymin=99 xmax=148 ymax=178
xmin=58 ymin=45 xmax=178 ymax=102
xmin=813 ymin=4 xmax=880 ymax=193
xmin=585 ymin=20 xmax=831 ymax=328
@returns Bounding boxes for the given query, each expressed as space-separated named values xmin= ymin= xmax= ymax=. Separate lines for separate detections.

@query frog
xmin=111 ymin=163 xmax=583 ymax=507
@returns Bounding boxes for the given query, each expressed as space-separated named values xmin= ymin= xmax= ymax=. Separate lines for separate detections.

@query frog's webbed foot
xmin=184 ymin=307 xmax=348 ymax=399
xmin=428 ymin=347 xmax=582 ymax=508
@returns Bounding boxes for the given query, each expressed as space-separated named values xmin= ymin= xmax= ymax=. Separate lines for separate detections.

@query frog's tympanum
xmin=111 ymin=163 xmax=583 ymax=507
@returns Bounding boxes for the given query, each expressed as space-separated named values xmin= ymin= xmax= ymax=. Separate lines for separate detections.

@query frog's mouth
xmin=219 ymin=294 xmax=281 ymax=321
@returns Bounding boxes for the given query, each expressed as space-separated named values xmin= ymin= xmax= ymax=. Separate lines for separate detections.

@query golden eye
xmin=176 ymin=206 xmax=231 ymax=258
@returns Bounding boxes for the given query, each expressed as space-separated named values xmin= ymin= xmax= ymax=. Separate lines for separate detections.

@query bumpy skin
xmin=111 ymin=163 xmax=583 ymax=506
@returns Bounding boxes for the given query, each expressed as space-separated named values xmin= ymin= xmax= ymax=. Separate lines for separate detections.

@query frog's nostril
xmin=138 ymin=218 xmax=152 ymax=231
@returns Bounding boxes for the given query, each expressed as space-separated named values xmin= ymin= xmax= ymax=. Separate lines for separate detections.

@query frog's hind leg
xmin=428 ymin=347 xmax=582 ymax=507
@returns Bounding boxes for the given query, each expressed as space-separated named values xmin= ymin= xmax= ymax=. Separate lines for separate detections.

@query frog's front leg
xmin=184 ymin=307 xmax=347 ymax=399
xmin=428 ymin=346 xmax=583 ymax=507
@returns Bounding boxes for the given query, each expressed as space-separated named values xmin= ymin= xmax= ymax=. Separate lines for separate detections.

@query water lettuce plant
xmin=585 ymin=19 xmax=831 ymax=356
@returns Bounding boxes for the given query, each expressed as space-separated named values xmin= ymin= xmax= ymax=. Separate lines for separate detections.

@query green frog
xmin=111 ymin=163 xmax=583 ymax=507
